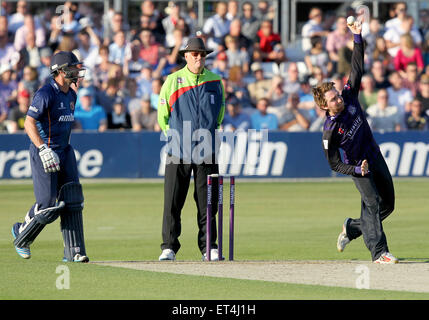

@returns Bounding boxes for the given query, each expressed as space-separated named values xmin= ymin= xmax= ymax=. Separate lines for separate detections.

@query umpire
xmin=12 ymin=51 xmax=89 ymax=263
xmin=157 ymin=37 xmax=225 ymax=261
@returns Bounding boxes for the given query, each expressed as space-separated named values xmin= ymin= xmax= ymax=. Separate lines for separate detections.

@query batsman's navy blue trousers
xmin=347 ymin=151 xmax=395 ymax=261
xmin=29 ymin=143 xmax=79 ymax=213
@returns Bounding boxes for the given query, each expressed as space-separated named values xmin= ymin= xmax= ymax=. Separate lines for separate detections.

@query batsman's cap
xmin=79 ymin=87 xmax=92 ymax=97
xmin=50 ymin=51 xmax=83 ymax=74
xmin=250 ymin=62 xmax=263 ymax=72
xmin=179 ymin=37 xmax=213 ymax=57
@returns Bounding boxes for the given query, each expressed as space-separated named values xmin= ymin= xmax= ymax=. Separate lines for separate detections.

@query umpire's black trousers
xmin=161 ymin=159 xmax=219 ymax=254
xmin=347 ymin=151 xmax=395 ymax=261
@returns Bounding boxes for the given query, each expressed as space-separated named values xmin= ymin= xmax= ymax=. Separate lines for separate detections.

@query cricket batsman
xmin=311 ymin=18 xmax=398 ymax=264
xmin=11 ymin=51 xmax=89 ymax=263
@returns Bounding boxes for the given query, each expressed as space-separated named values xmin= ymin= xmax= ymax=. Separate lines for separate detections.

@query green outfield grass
xmin=1 ymin=179 xmax=429 ymax=300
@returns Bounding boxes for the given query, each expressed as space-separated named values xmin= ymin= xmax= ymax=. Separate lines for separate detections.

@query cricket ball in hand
xmin=347 ymin=16 xmax=356 ymax=26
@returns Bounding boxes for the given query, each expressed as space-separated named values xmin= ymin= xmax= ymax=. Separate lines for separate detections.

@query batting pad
xmin=14 ymin=202 xmax=65 ymax=248
xmin=58 ymin=182 xmax=87 ymax=261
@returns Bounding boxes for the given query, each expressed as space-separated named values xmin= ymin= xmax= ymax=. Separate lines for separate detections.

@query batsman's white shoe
xmin=73 ymin=254 xmax=89 ymax=263
xmin=63 ymin=254 xmax=89 ymax=263
xmin=337 ymin=218 xmax=351 ymax=252
xmin=11 ymin=223 xmax=31 ymax=259
xmin=159 ymin=249 xmax=176 ymax=261
xmin=374 ymin=252 xmax=398 ymax=264
xmin=202 ymin=249 xmax=221 ymax=261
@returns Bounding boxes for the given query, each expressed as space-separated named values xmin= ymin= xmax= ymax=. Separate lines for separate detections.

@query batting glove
xmin=38 ymin=144 xmax=60 ymax=173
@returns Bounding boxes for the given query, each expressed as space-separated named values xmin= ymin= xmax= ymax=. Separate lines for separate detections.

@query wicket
xmin=206 ymin=174 xmax=235 ymax=261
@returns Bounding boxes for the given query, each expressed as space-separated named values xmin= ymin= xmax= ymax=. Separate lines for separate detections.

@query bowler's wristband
xmin=354 ymin=166 xmax=370 ymax=176
xmin=354 ymin=166 xmax=362 ymax=175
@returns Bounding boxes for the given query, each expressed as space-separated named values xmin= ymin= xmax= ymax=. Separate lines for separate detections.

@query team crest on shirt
xmin=70 ymin=101 xmax=75 ymax=111
xmin=160 ymin=98 xmax=166 ymax=105
xmin=177 ymin=77 xmax=185 ymax=84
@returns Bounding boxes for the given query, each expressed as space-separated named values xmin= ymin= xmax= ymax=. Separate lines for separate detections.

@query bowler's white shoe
xmin=337 ymin=218 xmax=351 ymax=252
xmin=202 ymin=249 xmax=221 ymax=261
xmin=374 ymin=252 xmax=398 ymax=264
xmin=159 ymin=249 xmax=176 ymax=261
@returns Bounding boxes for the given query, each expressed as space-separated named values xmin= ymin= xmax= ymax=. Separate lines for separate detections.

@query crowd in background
xmin=1 ymin=0 xmax=429 ymax=134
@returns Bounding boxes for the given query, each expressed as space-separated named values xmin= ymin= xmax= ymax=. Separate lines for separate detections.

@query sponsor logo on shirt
xmin=338 ymin=128 xmax=345 ymax=134
xmin=58 ymin=115 xmax=75 ymax=122
xmin=160 ymin=98 xmax=166 ymax=105
xmin=346 ymin=116 xmax=363 ymax=140
xmin=59 ymin=102 xmax=66 ymax=110
xmin=29 ymin=105 xmax=39 ymax=113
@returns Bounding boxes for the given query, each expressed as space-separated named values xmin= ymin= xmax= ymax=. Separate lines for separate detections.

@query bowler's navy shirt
xmin=26 ymin=78 xmax=77 ymax=151
xmin=322 ymin=35 xmax=380 ymax=176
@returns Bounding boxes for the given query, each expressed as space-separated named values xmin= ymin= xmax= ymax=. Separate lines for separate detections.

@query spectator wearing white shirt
xmin=384 ymin=15 xmax=422 ymax=57
xmin=0 ymin=16 xmax=17 ymax=67
xmin=202 ymin=2 xmax=231 ymax=51
xmin=8 ymin=0 xmax=27 ymax=34
xmin=19 ymin=31 xmax=41 ymax=68
xmin=366 ymin=89 xmax=402 ymax=132
xmin=108 ymin=30 xmax=127 ymax=65
xmin=14 ymin=14 xmax=46 ymax=52
xmin=301 ymin=7 xmax=329 ymax=52
xmin=77 ymin=30 xmax=100 ymax=71
xmin=162 ymin=2 xmax=192 ymax=48
xmin=387 ymin=71 xmax=413 ymax=116
xmin=384 ymin=2 xmax=408 ymax=32
xmin=226 ymin=1 xmax=239 ymax=21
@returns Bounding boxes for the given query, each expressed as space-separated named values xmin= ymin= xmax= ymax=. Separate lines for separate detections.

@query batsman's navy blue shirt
xmin=26 ymin=78 xmax=77 ymax=151
xmin=322 ymin=34 xmax=380 ymax=176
